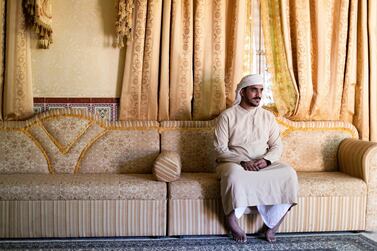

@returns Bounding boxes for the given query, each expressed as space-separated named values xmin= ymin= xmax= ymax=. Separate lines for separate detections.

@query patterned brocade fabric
xmin=169 ymin=173 xmax=220 ymax=199
xmin=0 ymin=130 xmax=49 ymax=174
xmin=168 ymin=172 xmax=366 ymax=200
xmin=298 ymin=172 xmax=366 ymax=197
xmin=80 ymin=130 xmax=159 ymax=174
xmin=0 ymin=109 xmax=160 ymax=174
xmin=281 ymin=131 xmax=354 ymax=172
xmin=28 ymin=123 xmax=105 ymax=174
xmin=160 ymin=121 xmax=217 ymax=173
xmin=0 ymin=174 xmax=166 ymax=200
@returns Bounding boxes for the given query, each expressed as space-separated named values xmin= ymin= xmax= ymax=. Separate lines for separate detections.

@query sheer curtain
xmin=261 ymin=0 xmax=377 ymax=141
xmin=119 ymin=0 xmax=248 ymax=121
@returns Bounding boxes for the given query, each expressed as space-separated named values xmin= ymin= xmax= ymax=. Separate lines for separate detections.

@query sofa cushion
xmin=168 ymin=172 xmax=366 ymax=200
xmin=153 ymin=151 xmax=181 ymax=182
xmin=169 ymin=173 xmax=219 ymax=199
xmin=0 ymin=174 xmax=166 ymax=200
xmin=298 ymin=172 xmax=367 ymax=197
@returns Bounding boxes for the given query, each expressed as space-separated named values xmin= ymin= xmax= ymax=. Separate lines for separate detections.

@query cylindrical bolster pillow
xmin=153 ymin=151 xmax=181 ymax=182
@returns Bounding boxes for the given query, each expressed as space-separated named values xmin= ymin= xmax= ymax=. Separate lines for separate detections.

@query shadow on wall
xmin=98 ymin=0 xmax=126 ymax=101
xmin=98 ymin=0 xmax=117 ymax=47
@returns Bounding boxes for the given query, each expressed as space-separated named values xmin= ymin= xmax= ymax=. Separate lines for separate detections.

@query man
xmin=214 ymin=74 xmax=298 ymax=243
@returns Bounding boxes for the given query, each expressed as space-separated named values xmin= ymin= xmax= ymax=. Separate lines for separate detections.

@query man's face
xmin=241 ymin=84 xmax=263 ymax=107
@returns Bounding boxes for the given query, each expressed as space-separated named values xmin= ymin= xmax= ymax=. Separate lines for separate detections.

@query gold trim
xmin=39 ymin=120 xmax=94 ymax=155
xmin=107 ymin=126 xmax=159 ymax=131
xmin=21 ymin=129 xmax=54 ymax=174
xmin=276 ymin=119 xmax=358 ymax=138
xmin=281 ymin=127 xmax=356 ymax=138
xmin=74 ymin=130 xmax=109 ymax=174
xmin=158 ymin=127 xmax=213 ymax=133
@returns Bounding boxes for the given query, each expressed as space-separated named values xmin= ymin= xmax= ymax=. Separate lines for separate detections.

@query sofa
xmin=160 ymin=118 xmax=377 ymax=235
xmin=0 ymin=109 xmax=376 ymax=238
xmin=0 ymin=109 xmax=165 ymax=238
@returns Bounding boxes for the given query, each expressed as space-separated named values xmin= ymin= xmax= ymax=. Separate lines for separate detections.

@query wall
xmin=31 ymin=0 xmax=125 ymax=98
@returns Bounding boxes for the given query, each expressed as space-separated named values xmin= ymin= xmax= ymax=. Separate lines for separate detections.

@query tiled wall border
xmin=33 ymin=98 xmax=119 ymax=121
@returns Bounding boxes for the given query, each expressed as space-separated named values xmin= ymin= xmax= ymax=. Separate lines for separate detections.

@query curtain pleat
xmin=2 ymin=0 xmax=33 ymax=121
xmin=119 ymin=0 xmax=162 ymax=120
xmin=260 ymin=0 xmax=298 ymax=117
xmin=120 ymin=0 xmax=247 ymax=121
xmin=368 ymin=0 xmax=377 ymax=141
xmin=262 ymin=0 xmax=375 ymax=141
xmin=0 ymin=0 xmax=5 ymax=120
xmin=166 ymin=0 xmax=194 ymax=120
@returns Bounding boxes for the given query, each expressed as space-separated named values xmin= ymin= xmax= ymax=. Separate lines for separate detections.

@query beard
xmin=245 ymin=97 xmax=261 ymax=107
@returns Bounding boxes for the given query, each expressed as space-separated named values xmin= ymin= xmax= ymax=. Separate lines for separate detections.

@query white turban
xmin=233 ymin=74 xmax=264 ymax=105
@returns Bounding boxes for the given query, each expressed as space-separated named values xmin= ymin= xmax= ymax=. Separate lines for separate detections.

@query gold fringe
xmin=114 ymin=0 xmax=134 ymax=48
xmin=23 ymin=0 xmax=53 ymax=49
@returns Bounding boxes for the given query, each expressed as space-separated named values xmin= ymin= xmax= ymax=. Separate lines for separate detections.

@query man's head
xmin=233 ymin=74 xmax=264 ymax=108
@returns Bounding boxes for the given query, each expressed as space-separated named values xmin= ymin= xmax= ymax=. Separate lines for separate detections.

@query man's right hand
xmin=240 ymin=160 xmax=260 ymax=171
xmin=240 ymin=159 xmax=268 ymax=171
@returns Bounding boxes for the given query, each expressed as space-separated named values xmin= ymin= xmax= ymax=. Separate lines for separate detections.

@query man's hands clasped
xmin=240 ymin=159 xmax=268 ymax=171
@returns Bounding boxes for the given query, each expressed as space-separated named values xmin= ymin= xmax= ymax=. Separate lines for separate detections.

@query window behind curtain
xmin=243 ymin=0 xmax=273 ymax=106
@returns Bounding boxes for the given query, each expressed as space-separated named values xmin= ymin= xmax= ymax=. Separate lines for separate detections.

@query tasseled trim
xmin=23 ymin=0 xmax=53 ymax=49
xmin=114 ymin=0 xmax=134 ymax=48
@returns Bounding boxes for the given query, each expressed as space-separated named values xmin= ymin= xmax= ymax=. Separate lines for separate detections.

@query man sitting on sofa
xmin=214 ymin=74 xmax=299 ymax=243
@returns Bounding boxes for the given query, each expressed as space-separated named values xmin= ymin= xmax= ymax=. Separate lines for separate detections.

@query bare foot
xmin=226 ymin=211 xmax=247 ymax=243
xmin=265 ymin=227 xmax=276 ymax=243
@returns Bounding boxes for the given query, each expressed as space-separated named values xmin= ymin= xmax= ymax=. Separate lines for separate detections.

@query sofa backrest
xmin=160 ymin=116 xmax=359 ymax=173
xmin=278 ymin=117 xmax=358 ymax=171
xmin=0 ymin=109 xmax=160 ymax=174
xmin=160 ymin=120 xmax=217 ymax=172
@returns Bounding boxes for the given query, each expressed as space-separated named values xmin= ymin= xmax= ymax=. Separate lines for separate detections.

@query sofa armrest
xmin=338 ymin=138 xmax=377 ymax=231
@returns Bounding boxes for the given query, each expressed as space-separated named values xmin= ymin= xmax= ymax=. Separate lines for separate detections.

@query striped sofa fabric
xmin=161 ymin=118 xmax=377 ymax=235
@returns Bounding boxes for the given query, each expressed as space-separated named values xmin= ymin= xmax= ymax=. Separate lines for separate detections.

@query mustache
xmin=252 ymin=97 xmax=261 ymax=100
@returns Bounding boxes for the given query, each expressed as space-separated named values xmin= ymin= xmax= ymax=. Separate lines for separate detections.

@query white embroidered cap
xmin=233 ymin=74 xmax=264 ymax=105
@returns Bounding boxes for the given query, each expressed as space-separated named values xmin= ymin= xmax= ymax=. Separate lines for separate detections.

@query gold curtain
xmin=1 ymin=0 xmax=33 ymax=121
xmin=119 ymin=0 xmax=247 ymax=121
xmin=262 ymin=0 xmax=377 ymax=141
xmin=260 ymin=0 xmax=298 ymax=117
xmin=369 ymin=0 xmax=377 ymax=141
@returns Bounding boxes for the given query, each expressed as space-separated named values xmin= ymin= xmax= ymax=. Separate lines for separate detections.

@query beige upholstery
xmin=1 ymin=109 xmax=377 ymax=238
xmin=0 ymin=200 xmax=166 ymax=238
xmin=0 ymin=130 xmax=49 ymax=174
xmin=169 ymin=172 xmax=366 ymax=200
xmin=153 ymin=151 xmax=181 ymax=182
xmin=0 ymin=174 xmax=166 ymax=200
xmin=160 ymin=121 xmax=217 ymax=172
xmin=338 ymin=138 xmax=377 ymax=231
xmin=0 ymin=109 xmax=166 ymax=238
xmin=168 ymin=172 xmax=367 ymax=235
xmin=165 ymin=116 xmax=377 ymax=235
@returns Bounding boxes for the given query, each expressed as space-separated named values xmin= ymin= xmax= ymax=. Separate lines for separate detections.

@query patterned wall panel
xmin=33 ymin=98 xmax=119 ymax=121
